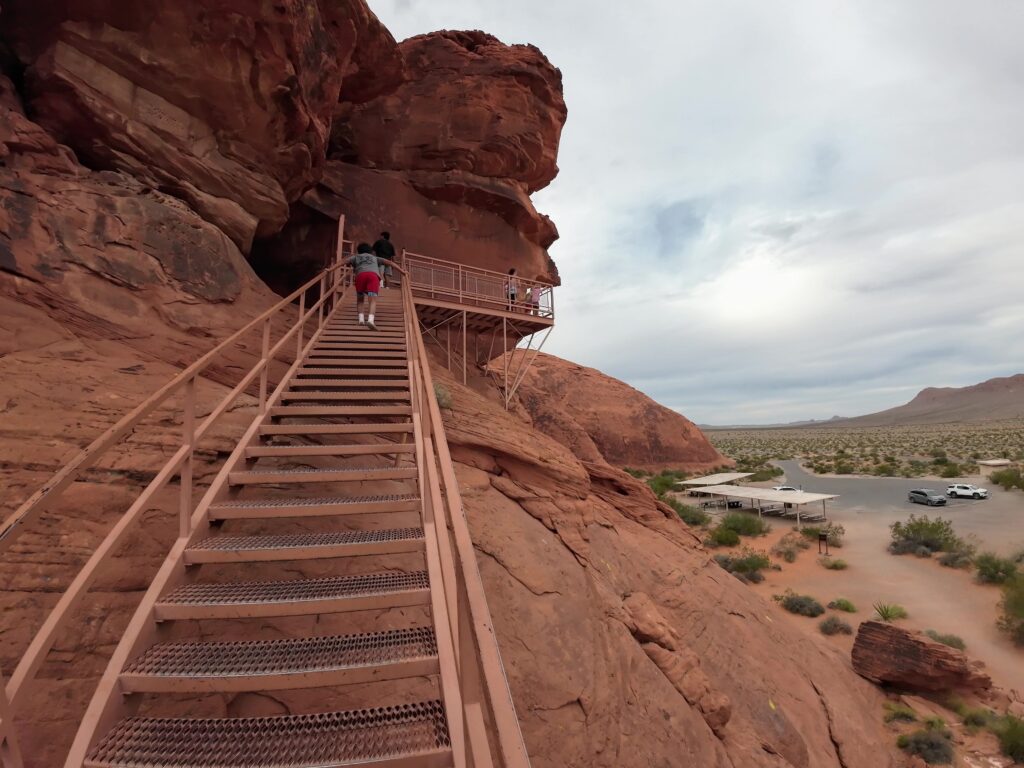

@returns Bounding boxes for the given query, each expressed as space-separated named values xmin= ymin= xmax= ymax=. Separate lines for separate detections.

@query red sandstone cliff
xmin=1 ymin=3 xmax=902 ymax=766
xmin=501 ymin=352 xmax=728 ymax=472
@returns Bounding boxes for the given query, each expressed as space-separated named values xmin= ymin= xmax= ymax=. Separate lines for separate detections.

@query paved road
xmin=776 ymin=459 xmax=1023 ymax=555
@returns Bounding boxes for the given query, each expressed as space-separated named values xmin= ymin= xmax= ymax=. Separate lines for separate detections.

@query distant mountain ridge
xmin=705 ymin=373 xmax=1024 ymax=429
xmin=837 ymin=373 xmax=1024 ymax=426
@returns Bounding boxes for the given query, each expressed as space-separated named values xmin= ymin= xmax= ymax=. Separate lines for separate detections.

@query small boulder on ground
xmin=852 ymin=621 xmax=991 ymax=693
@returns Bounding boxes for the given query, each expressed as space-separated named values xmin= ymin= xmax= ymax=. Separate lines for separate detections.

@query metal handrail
xmin=400 ymin=277 xmax=531 ymax=767
xmin=0 ymin=257 xmax=350 ymax=765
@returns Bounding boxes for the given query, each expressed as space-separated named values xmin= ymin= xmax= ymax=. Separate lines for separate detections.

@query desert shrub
xmin=707 ymin=526 xmax=740 ymax=547
xmin=923 ymin=716 xmax=947 ymax=731
xmin=623 ymin=467 xmax=648 ymax=478
xmin=992 ymin=715 xmax=1024 ymax=761
xmin=819 ymin=616 xmax=852 ymax=635
xmin=889 ymin=515 xmax=962 ymax=555
xmin=828 ymin=598 xmax=857 ymax=613
xmin=998 ymin=575 xmax=1024 ymax=645
xmin=897 ymin=728 xmax=954 ymax=764
xmin=874 ymin=463 xmax=897 ymax=477
xmin=874 ymin=602 xmax=908 ymax=622
xmin=938 ymin=547 xmax=975 ymax=569
xmin=799 ymin=523 xmax=845 ymax=547
xmin=714 ymin=549 xmax=771 ymax=584
xmin=820 ymin=557 xmax=848 ymax=570
xmin=959 ymin=707 xmax=992 ymax=728
xmin=990 ymin=468 xmax=1024 ymax=491
xmin=772 ymin=532 xmax=810 ymax=563
xmin=664 ymin=496 xmax=710 ymax=527
xmin=646 ymin=470 xmax=688 ymax=496
xmin=884 ymin=702 xmax=918 ymax=723
xmin=975 ymin=552 xmax=1019 ymax=584
xmin=719 ymin=512 xmax=770 ymax=537
xmin=925 ymin=630 xmax=966 ymax=651
xmin=939 ymin=463 xmax=961 ymax=478
xmin=778 ymin=590 xmax=825 ymax=617
xmin=433 ymin=383 xmax=453 ymax=409
xmin=914 ymin=545 xmax=933 ymax=558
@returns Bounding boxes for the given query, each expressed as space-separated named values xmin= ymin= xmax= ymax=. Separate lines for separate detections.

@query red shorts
xmin=354 ymin=271 xmax=380 ymax=296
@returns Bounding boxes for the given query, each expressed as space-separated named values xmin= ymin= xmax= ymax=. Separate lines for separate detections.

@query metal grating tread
xmin=189 ymin=528 xmax=424 ymax=552
xmin=85 ymin=700 xmax=450 ymax=768
xmin=236 ymin=467 xmax=407 ymax=476
xmin=123 ymin=627 xmax=437 ymax=678
xmin=160 ymin=571 xmax=429 ymax=607
xmin=210 ymin=494 xmax=418 ymax=510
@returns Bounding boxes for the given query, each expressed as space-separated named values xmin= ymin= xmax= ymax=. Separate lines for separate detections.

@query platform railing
xmin=402 ymin=250 xmax=554 ymax=320
xmin=0 ymin=257 xmax=351 ymax=767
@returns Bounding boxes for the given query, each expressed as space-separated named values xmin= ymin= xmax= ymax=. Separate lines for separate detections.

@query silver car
xmin=908 ymin=489 xmax=947 ymax=506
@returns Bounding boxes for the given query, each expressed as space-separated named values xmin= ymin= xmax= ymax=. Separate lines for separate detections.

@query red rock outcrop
xmin=2 ymin=0 xmax=344 ymax=251
xmin=501 ymin=352 xmax=728 ymax=471
xmin=852 ymin=621 xmax=992 ymax=693
xmin=434 ymin=366 xmax=898 ymax=767
xmin=269 ymin=29 xmax=566 ymax=291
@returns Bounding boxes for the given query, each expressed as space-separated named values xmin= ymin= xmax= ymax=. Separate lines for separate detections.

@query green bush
xmin=623 ymin=467 xmax=648 ymax=478
xmin=708 ymin=526 xmax=740 ymax=547
xmin=747 ymin=466 xmax=784 ymax=482
xmin=819 ymin=616 xmax=853 ymax=635
xmin=990 ymin=468 xmax=1024 ymax=491
xmin=874 ymin=602 xmax=908 ymax=622
xmin=820 ymin=557 xmax=848 ymax=570
xmin=889 ymin=515 xmax=962 ymax=555
xmin=938 ymin=547 xmax=974 ymax=569
xmin=884 ymin=702 xmax=917 ymax=723
xmin=714 ymin=549 xmax=771 ymax=584
xmin=939 ymin=463 xmax=961 ymax=478
xmin=897 ymin=728 xmax=954 ymax=764
xmin=719 ymin=512 xmax=771 ymax=537
xmin=992 ymin=715 xmax=1024 ymax=761
xmin=998 ymin=575 xmax=1024 ymax=645
xmin=959 ymin=708 xmax=992 ymax=728
xmin=433 ymin=383 xmax=453 ymax=409
xmin=771 ymin=532 xmax=810 ymax=563
xmin=664 ymin=496 xmax=710 ymax=527
xmin=828 ymin=598 xmax=857 ymax=613
xmin=925 ymin=630 xmax=965 ymax=651
xmin=975 ymin=552 xmax=1019 ymax=584
xmin=647 ymin=470 xmax=688 ymax=496
xmin=778 ymin=591 xmax=825 ymax=617
xmin=799 ymin=523 xmax=845 ymax=547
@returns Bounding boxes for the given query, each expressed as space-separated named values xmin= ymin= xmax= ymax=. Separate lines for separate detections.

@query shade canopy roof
xmin=693 ymin=485 xmax=839 ymax=505
xmin=675 ymin=472 xmax=753 ymax=487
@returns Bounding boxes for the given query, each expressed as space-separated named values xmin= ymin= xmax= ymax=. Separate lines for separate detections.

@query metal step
xmin=299 ymin=359 xmax=408 ymax=368
xmin=287 ymin=379 xmax=410 ymax=388
xmin=298 ymin=368 xmax=410 ymax=377
xmin=319 ymin=334 xmax=406 ymax=341
xmin=154 ymin=570 xmax=431 ymax=620
xmin=258 ymin=423 xmax=413 ymax=437
xmin=85 ymin=700 xmax=451 ymax=768
xmin=269 ymin=405 xmax=412 ymax=417
xmin=119 ymin=627 xmax=439 ymax=693
xmin=208 ymin=494 xmax=421 ymax=521
xmin=307 ymin=350 xmax=407 ymax=359
xmin=228 ymin=467 xmax=417 ymax=486
xmin=281 ymin=391 xmax=411 ymax=402
xmin=246 ymin=443 xmax=415 ymax=459
xmin=184 ymin=527 xmax=425 ymax=564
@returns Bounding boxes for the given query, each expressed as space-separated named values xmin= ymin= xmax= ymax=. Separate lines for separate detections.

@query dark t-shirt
xmin=373 ymin=238 xmax=396 ymax=259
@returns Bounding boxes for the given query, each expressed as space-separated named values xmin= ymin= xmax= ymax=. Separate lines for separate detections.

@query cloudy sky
xmin=374 ymin=0 xmax=1024 ymax=425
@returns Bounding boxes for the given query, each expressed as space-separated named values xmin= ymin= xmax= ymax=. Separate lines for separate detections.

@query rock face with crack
xmin=503 ymin=352 xmax=728 ymax=471
xmin=853 ymin=621 xmax=992 ymax=693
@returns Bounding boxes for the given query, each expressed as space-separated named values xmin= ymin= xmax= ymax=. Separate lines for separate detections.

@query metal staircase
xmin=0 ymin=227 xmax=534 ymax=768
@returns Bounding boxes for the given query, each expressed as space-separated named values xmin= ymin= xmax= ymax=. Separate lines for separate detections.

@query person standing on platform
xmin=373 ymin=231 xmax=396 ymax=288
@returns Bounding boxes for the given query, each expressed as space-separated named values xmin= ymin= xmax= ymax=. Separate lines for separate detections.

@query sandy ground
xmin=696 ymin=460 xmax=1024 ymax=695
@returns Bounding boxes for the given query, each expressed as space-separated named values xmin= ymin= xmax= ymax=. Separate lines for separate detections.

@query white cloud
xmin=372 ymin=0 xmax=1024 ymax=424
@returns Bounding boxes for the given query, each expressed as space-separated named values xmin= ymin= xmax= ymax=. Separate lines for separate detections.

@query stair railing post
xmin=179 ymin=375 xmax=196 ymax=539
xmin=317 ymin=273 xmax=326 ymax=329
xmin=259 ymin=318 xmax=271 ymax=413
xmin=0 ymin=667 xmax=24 ymax=768
xmin=296 ymin=290 xmax=306 ymax=361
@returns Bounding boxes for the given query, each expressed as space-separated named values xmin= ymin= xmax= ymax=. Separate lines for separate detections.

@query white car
xmin=772 ymin=486 xmax=799 ymax=492
xmin=946 ymin=484 xmax=988 ymax=499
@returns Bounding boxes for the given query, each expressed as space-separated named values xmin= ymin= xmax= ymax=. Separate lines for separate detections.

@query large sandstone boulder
xmin=2 ymin=0 xmax=344 ymax=251
xmin=503 ymin=352 xmax=728 ymax=472
xmin=852 ymin=621 xmax=992 ymax=693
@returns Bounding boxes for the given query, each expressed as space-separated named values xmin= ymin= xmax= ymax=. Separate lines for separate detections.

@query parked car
xmin=946 ymin=483 xmax=988 ymax=499
xmin=772 ymin=486 xmax=799 ymax=492
xmin=908 ymin=489 xmax=947 ymax=506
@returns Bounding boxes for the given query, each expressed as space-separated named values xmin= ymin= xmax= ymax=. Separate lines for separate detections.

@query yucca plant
xmin=874 ymin=602 xmax=908 ymax=622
